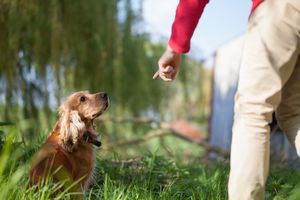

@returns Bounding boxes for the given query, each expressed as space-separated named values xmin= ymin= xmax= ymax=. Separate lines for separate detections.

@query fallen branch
xmin=98 ymin=117 xmax=159 ymax=124
xmin=103 ymin=128 xmax=230 ymax=159
xmin=103 ymin=129 xmax=171 ymax=150
xmin=168 ymin=128 xmax=229 ymax=158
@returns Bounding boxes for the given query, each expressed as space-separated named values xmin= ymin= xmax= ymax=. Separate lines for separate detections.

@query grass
xmin=1 ymin=122 xmax=300 ymax=200
xmin=87 ymin=155 xmax=229 ymax=200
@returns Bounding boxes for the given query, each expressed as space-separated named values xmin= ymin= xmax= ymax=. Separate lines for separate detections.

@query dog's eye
xmin=80 ymin=96 xmax=86 ymax=103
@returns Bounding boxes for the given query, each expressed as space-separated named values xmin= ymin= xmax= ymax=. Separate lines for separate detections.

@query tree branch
xmin=103 ymin=128 xmax=230 ymax=158
xmin=98 ymin=117 xmax=159 ymax=124
xmin=103 ymin=129 xmax=171 ymax=150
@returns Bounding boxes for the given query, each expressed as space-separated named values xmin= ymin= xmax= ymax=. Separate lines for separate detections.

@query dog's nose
xmin=99 ymin=92 xmax=108 ymax=100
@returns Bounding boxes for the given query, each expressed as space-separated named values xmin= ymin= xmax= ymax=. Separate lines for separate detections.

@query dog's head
xmin=57 ymin=91 xmax=109 ymax=152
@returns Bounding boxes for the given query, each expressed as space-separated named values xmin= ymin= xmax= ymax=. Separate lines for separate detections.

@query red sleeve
xmin=251 ymin=0 xmax=264 ymax=14
xmin=169 ymin=0 xmax=209 ymax=54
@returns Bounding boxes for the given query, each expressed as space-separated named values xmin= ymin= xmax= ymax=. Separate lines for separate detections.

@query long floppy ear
xmin=59 ymin=108 xmax=86 ymax=152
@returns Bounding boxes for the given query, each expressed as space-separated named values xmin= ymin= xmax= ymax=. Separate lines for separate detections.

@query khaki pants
xmin=228 ymin=0 xmax=300 ymax=199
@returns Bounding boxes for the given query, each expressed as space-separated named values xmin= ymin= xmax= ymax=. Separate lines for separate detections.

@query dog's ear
xmin=59 ymin=107 xmax=85 ymax=152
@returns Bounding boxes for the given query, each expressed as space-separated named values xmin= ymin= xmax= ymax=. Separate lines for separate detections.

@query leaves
xmin=0 ymin=0 xmax=207 ymax=146
xmin=0 ymin=0 xmax=167 ymax=120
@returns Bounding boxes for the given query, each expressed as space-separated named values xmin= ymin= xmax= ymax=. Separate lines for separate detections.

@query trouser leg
xmin=228 ymin=0 xmax=300 ymax=199
xmin=277 ymin=57 xmax=300 ymax=156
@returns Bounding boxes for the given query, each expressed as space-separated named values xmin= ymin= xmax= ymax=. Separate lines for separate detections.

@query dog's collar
xmin=83 ymin=132 xmax=101 ymax=147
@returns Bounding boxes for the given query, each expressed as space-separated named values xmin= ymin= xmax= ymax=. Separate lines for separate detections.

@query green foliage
xmin=2 ymin=1 xmax=296 ymax=199
xmin=0 ymin=0 xmax=164 ymax=120
xmin=265 ymin=167 xmax=300 ymax=200
xmin=0 ymin=123 xmax=298 ymax=200
xmin=0 ymin=0 xmax=207 ymax=124
xmin=0 ymin=1 xmax=208 ymax=158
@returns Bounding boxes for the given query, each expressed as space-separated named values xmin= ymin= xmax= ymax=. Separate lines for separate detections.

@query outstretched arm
xmin=169 ymin=0 xmax=209 ymax=54
xmin=153 ymin=0 xmax=209 ymax=81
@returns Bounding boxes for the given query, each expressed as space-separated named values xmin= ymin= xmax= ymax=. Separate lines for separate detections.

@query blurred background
xmin=0 ymin=0 xmax=212 ymax=158
xmin=0 ymin=0 xmax=297 ymax=162
xmin=2 ymin=1 xmax=300 ymax=199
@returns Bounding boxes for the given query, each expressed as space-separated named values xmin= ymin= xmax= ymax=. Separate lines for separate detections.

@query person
xmin=153 ymin=0 xmax=300 ymax=199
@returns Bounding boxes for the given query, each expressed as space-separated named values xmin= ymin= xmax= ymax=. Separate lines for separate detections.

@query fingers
xmin=154 ymin=47 xmax=181 ymax=82
xmin=152 ymin=70 xmax=173 ymax=81
xmin=152 ymin=71 xmax=159 ymax=79
xmin=162 ymin=65 xmax=174 ymax=73
xmin=160 ymin=76 xmax=173 ymax=82
xmin=153 ymin=66 xmax=176 ymax=82
xmin=159 ymin=71 xmax=173 ymax=82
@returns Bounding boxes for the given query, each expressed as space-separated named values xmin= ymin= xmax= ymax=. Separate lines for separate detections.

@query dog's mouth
xmin=91 ymin=103 xmax=109 ymax=119
xmin=92 ymin=111 xmax=103 ymax=119
xmin=85 ymin=100 xmax=109 ymax=147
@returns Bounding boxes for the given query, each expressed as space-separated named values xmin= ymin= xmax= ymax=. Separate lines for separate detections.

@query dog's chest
xmin=72 ymin=143 xmax=96 ymax=187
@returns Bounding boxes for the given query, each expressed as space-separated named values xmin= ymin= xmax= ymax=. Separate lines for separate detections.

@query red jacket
xmin=169 ymin=0 xmax=264 ymax=53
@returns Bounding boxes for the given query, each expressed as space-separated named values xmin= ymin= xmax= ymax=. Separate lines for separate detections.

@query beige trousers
xmin=228 ymin=0 xmax=300 ymax=199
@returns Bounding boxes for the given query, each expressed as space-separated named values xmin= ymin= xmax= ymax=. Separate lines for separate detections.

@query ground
xmin=1 ymin=124 xmax=300 ymax=199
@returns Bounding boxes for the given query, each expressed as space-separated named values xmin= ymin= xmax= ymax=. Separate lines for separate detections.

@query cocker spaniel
xmin=29 ymin=91 xmax=109 ymax=194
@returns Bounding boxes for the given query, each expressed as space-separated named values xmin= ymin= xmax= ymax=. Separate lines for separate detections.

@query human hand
xmin=153 ymin=45 xmax=181 ymax=82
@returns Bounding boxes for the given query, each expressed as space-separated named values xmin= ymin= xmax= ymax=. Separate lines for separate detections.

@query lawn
xmin=1 ymin=123 xmax=300 ymax=200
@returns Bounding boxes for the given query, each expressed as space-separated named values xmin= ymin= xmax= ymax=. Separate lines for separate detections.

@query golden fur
xmin=29 ymin=91 xmax=109 ymax=193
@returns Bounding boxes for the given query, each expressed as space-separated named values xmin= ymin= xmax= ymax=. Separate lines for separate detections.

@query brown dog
xmin=29 ymin=91 xmax=109 ymax=193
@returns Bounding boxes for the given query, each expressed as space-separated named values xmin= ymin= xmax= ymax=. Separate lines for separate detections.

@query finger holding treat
xmin=153 ymin=45 xmax=181 ymax=82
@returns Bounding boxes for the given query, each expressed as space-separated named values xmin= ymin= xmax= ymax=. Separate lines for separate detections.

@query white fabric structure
xmin=210 ymin=36 xmax=244 ymax=153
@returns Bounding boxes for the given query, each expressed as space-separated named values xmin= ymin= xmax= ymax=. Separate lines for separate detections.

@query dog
xmin=29 ymin=91 xmax=109 ymax=193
